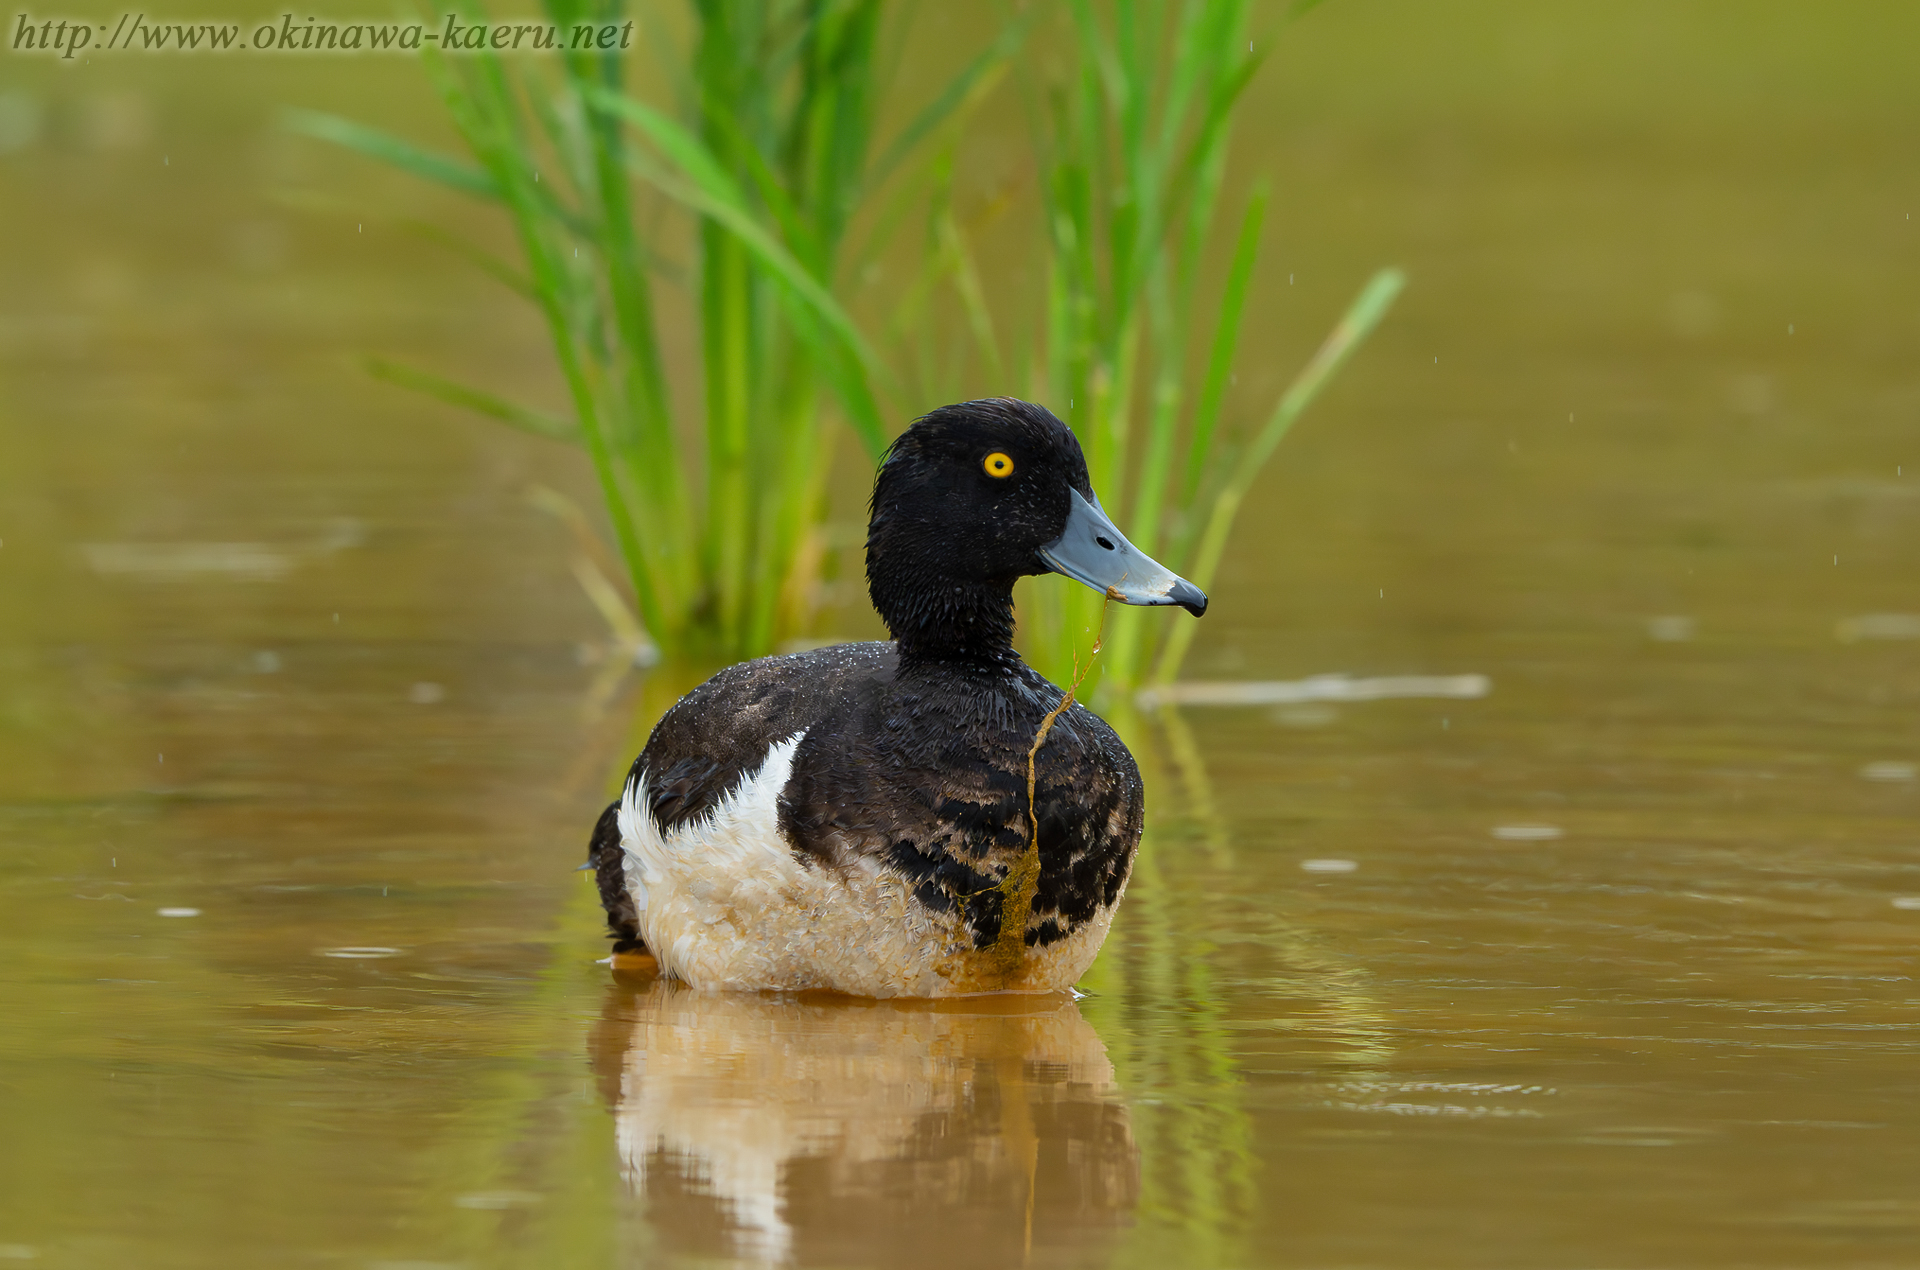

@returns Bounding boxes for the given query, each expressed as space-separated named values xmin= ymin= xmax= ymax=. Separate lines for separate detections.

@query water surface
xmin=5 ymin=2 xmax=1920 ymax=1266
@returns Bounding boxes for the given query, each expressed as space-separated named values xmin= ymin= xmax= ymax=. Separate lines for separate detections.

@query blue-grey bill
xmin=1038 ymin=489 xmax=1208 ymax=617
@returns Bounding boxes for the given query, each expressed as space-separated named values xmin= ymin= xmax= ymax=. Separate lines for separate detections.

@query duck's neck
xmin=873 ymin=570 xmax=1021 ymax=670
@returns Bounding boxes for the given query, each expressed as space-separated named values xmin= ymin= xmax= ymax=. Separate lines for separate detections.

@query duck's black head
xmin=867 ymin=397 xmax=1206 ymax=665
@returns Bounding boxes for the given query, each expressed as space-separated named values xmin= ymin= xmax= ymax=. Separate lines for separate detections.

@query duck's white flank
xmin=617 ymin=733 xmax=1115 ymax=997
xmin=619 ymin=732 xmax=949 ymax=996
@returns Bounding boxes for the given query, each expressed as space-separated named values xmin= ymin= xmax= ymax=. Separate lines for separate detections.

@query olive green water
xmin=6 ymin=3 xmax=1920 ymax=1267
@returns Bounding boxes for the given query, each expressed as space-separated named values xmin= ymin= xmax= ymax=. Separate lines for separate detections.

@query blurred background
xmin=4 ymin=3 xmax=1920 ymax=1267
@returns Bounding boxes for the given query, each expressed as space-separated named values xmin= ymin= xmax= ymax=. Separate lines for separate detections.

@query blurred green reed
xmin=292 ymin=0 xmax=1015 ymax=662
xmin=294 ymin=0 xmax=1398 ymax=689
xmin=973 ymin=0 xmax=1403 ymax=701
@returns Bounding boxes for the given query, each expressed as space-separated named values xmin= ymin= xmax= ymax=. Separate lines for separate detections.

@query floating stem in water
xmin=989 ymin=594 xmax=1113 ymax=973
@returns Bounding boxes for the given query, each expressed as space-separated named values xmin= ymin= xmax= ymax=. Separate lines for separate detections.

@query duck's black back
xmin=591 ymin=641 xmax=1142 ymax=955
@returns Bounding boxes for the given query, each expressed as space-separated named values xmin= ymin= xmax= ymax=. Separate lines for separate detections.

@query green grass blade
xmin=1164 ymin=5 xmax=1248 ymax=304
xmin=786 ymin=289 xmax=888 ymax=457
xmin=791 ymin=1 xmax=883 ymax=255
xmin=1157 ymin=0 xmax=1233 ymax=164
xmin=939 ymin=209 xmax=1007 ymax=387
xmin=854 ymin=50 xmax=1013 ymax=305
xmin=366 ymin=356 xmax=578 ymax=443
xmin=594 ymin=87 xmax=896 ymax=403
xmin=1150 ymin=268 xmax=1405 ymax=688
xmin=1179 ymin=184 xmax=1265 ymax=509
xmin=1157 ymin=46 xmax=1262 ymax=270
xmin=283 ymin=108 xmax=498 ymax=199
xmin=398 ymin=221 xmax=535 ymax=300
xmin=556 ymin=22 xmax=694 ymax=607
xmin=714 ymin=112 xmax=826 ymax=271
xmin=590 ymin=74 xmax=744 ymax=200
xmin=865 ymin=8 xmax=1031 ymax=192
xmin=1232 ymin=268 xmax=1405 ymax=500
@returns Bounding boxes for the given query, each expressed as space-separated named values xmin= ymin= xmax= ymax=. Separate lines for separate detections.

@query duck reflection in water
xmin=591 ymin=966 xmax=1139 ymax=1268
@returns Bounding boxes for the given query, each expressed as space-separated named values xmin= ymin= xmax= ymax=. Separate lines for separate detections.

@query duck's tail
xmin=588 ymin=799 xmax=646 ymax=954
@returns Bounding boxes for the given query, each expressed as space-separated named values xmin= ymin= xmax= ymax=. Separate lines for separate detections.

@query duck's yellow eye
xmin=983 ymin=451 xmax=1015 ymax=479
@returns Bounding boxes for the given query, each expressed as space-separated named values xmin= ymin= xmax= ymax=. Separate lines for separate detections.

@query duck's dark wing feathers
xmin=773 ymin=656 xmax=1143 ymax=952
xmin=635 ymin=642 xmax=902 ymax=830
